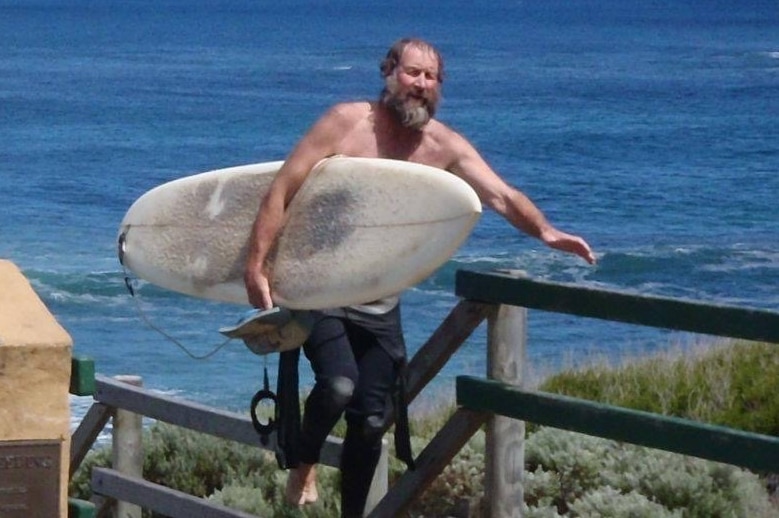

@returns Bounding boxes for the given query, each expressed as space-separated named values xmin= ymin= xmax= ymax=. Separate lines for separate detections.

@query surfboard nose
xmin=117 ymin=228 xmax=128 ymax=265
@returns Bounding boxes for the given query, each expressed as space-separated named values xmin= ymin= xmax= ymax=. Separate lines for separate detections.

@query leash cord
xmin=121 ymin=265 xmax=234 ymax=361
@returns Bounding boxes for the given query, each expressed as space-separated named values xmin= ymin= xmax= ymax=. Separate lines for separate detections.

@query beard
xmin=380 ymin=75 xmax=440 ymax=131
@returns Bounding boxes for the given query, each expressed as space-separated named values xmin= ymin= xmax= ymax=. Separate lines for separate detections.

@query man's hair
xmin=379 ymin=38 xmax=445 ymax=83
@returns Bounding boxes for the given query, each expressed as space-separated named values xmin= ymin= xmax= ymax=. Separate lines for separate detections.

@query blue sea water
xmin=1 ymin=1 xmax=777 ymax=421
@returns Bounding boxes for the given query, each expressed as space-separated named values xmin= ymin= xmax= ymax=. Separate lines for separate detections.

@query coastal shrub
xmin=69 ymin=446 xmax=110 ymax=498
xmin=525 ymin=426 xmax=775 ymax=517
xmin=565 ymin=486 xmax=680 ymax=518
xmin=540 ymin=340 xmax=779 ymax=436
xmin=210 ymin=466 xmax=342 ymax=517
xmin=69 ymin=423 xmax=280 ymax=514
xmin=399 ymin=432 xmax=486 ymax=516
xmin=140 ymin=423 xmax=270 ymax=498
xmin=70 ymin=417 xmax=775 ymax=517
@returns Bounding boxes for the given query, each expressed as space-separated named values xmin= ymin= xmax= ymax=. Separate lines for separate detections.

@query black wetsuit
xmin=300 ymin=297 xmax=407 ymax=517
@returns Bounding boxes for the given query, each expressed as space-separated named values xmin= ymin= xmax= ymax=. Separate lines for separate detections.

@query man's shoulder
xmin=327 ymin=100 xmax=374 ymax=120
xmin=426 ymin=119 xmax=472 ymax=153
xmin=310 ymin=101 xmax=373 ymax=137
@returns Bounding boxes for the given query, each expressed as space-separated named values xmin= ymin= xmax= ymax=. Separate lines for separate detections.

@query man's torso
xmin=327 ymin=101 xmax=458 ymax=171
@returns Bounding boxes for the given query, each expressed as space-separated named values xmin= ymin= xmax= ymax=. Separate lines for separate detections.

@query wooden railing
xmin=68 ymin=269 xmax=779 ymax=517
xmin=68 ymin=368 xmax=379 ymax=517
xmin=449 ymin=270 xmax=779 ymax=516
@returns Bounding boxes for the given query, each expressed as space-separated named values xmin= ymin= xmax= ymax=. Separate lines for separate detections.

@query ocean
xmin=1 ymin=0 xmax=777 ymax=421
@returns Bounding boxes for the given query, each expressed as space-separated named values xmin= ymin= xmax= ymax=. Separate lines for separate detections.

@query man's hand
xmin=244 ymin=263 xmax=274 ymax=309
xmin=540 ymin=228 xmax=596 ymax=265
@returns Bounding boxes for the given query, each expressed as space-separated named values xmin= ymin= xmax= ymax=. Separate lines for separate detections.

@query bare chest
xmin=333 ymin=118 xmax=451 ymax=170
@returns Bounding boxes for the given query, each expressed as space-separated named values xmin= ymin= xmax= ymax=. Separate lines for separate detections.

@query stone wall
xmin=0 ymin=260 xmax=73 ymax=517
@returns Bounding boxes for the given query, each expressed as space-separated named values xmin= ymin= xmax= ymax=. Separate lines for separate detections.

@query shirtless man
xmin=245 ymin=37 xmax=595 ymax=517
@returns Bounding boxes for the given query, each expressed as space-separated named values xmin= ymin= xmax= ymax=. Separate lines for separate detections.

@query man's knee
xmin=323 ymin=376 xmax=355 ymax=408
xmin=352 ymin=414 xmax=386 ymax=444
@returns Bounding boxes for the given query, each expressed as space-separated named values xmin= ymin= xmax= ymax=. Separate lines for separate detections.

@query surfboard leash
xmin=249 ymin=360 xmax=277 ymax=446
xmin=118 ymin=232 xmax=234 ymax=361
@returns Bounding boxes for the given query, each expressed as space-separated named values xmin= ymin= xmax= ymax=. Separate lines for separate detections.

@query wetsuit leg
xmin=339 ymin=335 xmax=398 ymax=518
xmin=299 ymin=316 xmax=359 ymax=465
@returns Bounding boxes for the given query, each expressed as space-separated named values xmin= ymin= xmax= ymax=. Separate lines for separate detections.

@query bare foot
xmin=285 ymin=463 xmax=318 ymax=506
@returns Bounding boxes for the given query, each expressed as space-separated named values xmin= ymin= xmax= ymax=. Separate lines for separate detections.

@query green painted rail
xmin=456 ymin=269 xmax=779 ymax=343
xmin=455 ymin=270 xmax=779 ymax=474
xmin=68 ymin=498 xmax=95 ymax=518
xmin=457 ymin=376 xmax=779 ymax=473
xmin=70 ymin=356 xmax=96 ymax=396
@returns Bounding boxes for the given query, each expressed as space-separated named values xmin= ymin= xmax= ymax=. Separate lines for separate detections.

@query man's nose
xmin=413 ymin=74 xmax=429 ymax=89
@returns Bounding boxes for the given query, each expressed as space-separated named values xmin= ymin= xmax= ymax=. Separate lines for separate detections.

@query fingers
xmin=577 ymin=239 xmax=597 ymax=265
xmin=245 ymin=268 xmax=274 ymax=309
xmin=255 ymin=281 xmax=273 ymax=310
xmin=248 ymin=287 xmax=272 ymax=310
xmin=546 ymin=231 xmax=596 ymax=265
xmin=565 ymin=238 xmax=595 ymax=265
xmin=260 ymin=287 xmax=273 ymax=310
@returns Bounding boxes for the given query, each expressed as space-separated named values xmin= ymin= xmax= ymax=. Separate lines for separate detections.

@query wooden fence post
xmin=364 ymin=438 xmax=389 ymax=515
xmin=486 ymin=304 xmax=527 ymax=517
xmin=112 ymin=375 xmax=143 ymax=518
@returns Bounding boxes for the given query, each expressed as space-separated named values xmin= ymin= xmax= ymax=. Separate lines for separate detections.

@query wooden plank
xmin=456 ymin=270 xmax=779 ymax=343
xmin=406 ymin=300 xmax=492 ymax=401
xmin=91 ymin=468 xmax=259 ymax=518
xmin=93 ymin=375 xmax=344 ymax=468
xmin=112 ymin=376 xmax=143 ymax=518
xmin=319 ymin=436 xmax=343 ymax=470
xmin=485 ymin=306 xmax=526 ymax=518
xmin=364 ymin=439 xmax=389 ymax=516
xmin=94 ymin=375 xmax=265 ymax=448
xmin=70 ymin=402 xmax=113 ymax=477
xmin=368 ymin=408 xmax=489 ymax=517
xmin=457 ymin=376 xmax=779 ymax=473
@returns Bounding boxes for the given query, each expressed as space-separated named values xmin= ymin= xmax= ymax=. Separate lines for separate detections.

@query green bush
xmin=210 ymin=467 xmax=341 ymax=517
xmin=540 ymin=341 xmax=779 ymax=436
xmin=139 ymin=423 xmax=276 ymax=499
xmin=525 ymin=426 xmax=775 ymax=517
xmin=565 ymin=486 xmax=680 ymax=518
xmin=399 ymin=432 xmax=486 ymax=516
xmin=69 ymin=445 xmax=110 ymax=499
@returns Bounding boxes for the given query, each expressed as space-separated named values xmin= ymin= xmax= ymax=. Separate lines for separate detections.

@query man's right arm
xmin=243 ymin=104 xmax=353 ymax=308
xmin=445 ymin=127 xmax=596 ymax=265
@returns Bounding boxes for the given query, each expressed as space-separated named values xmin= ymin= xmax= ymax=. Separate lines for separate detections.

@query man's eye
xmin=401 ymin=66 xmax=438 ymax=82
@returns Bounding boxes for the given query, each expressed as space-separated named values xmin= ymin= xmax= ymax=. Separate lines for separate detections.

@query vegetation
xmin=70 ymin=340 xmax=779 ymax=516
xmin=540 ymin=340 xmax=779 ymax=436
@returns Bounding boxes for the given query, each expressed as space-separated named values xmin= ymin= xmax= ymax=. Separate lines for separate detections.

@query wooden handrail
xmin=456 ymin=270 xmax=779 ymax=343
xmin=457 ymin=375 xmax=779 ymax=473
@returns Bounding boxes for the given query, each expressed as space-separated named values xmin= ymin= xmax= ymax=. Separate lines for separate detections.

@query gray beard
xmin=380 ymin=87 xmax=436 ymax=131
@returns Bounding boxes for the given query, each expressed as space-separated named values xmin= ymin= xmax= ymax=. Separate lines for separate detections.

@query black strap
xmin=274 ymin=348 xmax=302 ymax=469
xmin=393 ymin=364 xmax=416 ymax=470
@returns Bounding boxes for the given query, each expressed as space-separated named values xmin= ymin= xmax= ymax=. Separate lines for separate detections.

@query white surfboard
xmin=117 ymin=156 xmax=482 ymax=309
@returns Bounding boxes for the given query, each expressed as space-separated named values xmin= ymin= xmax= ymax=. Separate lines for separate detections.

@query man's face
xmin=382 ymin=45 xmax=441 ymax=130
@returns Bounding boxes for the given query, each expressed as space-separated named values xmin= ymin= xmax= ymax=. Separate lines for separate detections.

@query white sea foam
xmin=700 ymin=249 xmax=779 ymax=273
